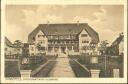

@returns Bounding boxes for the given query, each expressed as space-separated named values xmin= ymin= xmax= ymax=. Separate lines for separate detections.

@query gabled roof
xmin=5 ymin=37 xmax=13 ymax=47
xmin=28 ymin=23 xmax=99 ymax=43
xmin=111 ymin=34 xmax=124 ymax=47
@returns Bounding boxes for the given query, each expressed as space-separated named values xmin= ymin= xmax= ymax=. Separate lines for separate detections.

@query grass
xmin=32 ymin=61 xmax=56 ymax=77
xmin=5 ymin=61 xmax=21 ymax=77
xmin=69 ymin=60 xmax=91 ymax=77
xmin=29 ymin=56 xmax=48 ymax=70
xmin=69 ymin=54 xmax=123 ymax=77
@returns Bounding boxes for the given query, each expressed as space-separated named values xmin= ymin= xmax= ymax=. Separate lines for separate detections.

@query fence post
xmin=113 ymin=69 xmax=120 ymax=77
xmin=20 ymin=70 xmax=32 ymax=79
xmin=90 ymin=69 xmax=100 ymax=78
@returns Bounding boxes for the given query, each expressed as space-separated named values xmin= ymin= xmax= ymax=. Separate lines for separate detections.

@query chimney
xmin=77 ymin=21 xmax=79 ymax=26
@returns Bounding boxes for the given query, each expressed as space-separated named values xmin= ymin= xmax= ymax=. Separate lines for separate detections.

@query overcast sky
xmin=5 ymin=5 xmax=124 ymax=44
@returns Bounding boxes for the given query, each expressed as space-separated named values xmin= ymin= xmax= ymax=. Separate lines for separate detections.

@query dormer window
xmin=38 ymin=35 xmax=45 ymax=38
xmin=38 ymin=35 xmax=41 ymax=37
xmin=33 ymin=37 xmax=35 ymax=40
xmin=82 ymin=40 xmax=89 ymax=43
xmin=81 ymin=34 xmax=88 ymax=37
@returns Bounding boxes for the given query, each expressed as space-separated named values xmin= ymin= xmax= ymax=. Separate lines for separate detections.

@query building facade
xmin=5 ymin=37 xmax=22 ymax=56
xmin=28 ymin=23 xmax=99 ymax=56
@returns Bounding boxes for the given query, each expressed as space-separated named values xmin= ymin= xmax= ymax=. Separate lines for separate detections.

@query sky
xmin=5 ymin=5 xmax=124 ymax=44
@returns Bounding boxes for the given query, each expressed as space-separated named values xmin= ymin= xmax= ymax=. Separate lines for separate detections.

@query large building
xmin=28 ymin=23 xmax=99 ymax=56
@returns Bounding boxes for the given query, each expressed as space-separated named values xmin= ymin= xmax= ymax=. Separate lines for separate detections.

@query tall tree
xmin=13 ymin=40 xmax=23 ymax=48
xmin=99 ymin=40 xmax=109 ymax=55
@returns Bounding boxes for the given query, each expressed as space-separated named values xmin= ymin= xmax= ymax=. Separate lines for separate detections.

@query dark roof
xmin=5 ymin=37 xmax=13 ymax=47
xmin=28 ymin=23 xmax=99 ymax=43
xmin=111 ymin=34 xmax=124 ymax=47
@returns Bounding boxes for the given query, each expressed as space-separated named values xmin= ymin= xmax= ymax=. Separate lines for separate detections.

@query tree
xmin=99 ymin=40 xmax=109 ymax=77
xmin=13 ymin=40 xmax=23 ymax=48
xmin=99 ymin=40 xmax=109 ymax=55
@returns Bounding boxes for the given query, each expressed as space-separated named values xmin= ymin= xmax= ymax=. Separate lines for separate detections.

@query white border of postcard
xmin=1 ymin=0 xmax=127 ymax=83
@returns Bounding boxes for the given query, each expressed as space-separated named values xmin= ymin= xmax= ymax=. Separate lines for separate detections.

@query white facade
xmin=79 ymin=29 xmax=92 ymax=54
xmin=29 ymin=30 xmax=48 ymax=56
xmin=29 ymin=29 xmax=98 ymax=56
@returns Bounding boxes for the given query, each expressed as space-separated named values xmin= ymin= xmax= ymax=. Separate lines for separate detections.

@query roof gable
xmin=28 ymin=23 xmax=99 ymax=43
xmin=5 ymin=37 xmax=13 ymax=47
xmin=111 ymin=35 xmax=124 ymax=47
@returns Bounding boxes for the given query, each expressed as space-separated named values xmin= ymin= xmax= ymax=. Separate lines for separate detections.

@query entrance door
xmin=61 ymin=47 xmax=66 ymax=54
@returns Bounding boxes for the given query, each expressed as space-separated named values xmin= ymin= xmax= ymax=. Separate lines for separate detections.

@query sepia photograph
xmin=1 ymin=0 xmax=127 ymax=83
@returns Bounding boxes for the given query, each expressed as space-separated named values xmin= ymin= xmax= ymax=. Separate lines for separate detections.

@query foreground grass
xmin=5 ymin=61 xmax=21 ymax=77
xmin=32 ymin=61 xmax=57 ymax=77
xmin=69 ymin=60 xmax=91 ymax=77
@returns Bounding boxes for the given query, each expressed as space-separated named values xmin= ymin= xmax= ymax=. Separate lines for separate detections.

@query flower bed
xmin=32 ymin=61 xmax=56 ymax=77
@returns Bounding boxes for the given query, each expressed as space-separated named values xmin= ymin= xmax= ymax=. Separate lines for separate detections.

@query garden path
xmin=49 ymin=53 xmax=75 ymax=77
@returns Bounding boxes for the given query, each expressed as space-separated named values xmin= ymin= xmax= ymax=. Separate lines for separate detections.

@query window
xmin=39 ymin=40 xmax=45 ymax=44
xmin=31 ymin=53 xmax=34 ymax=56
xmin=81 ymin=34 xmax=88 ymax=37
xmin=33 ymin=37 xmax=35 ymax=40
xmin=38 ymin=35 xmax=41 ymax=37
xmin=82 ymin=40 xmax=89 ymax=43
xmin=5 ymin=48 xmax=7 ymax=51
xmin=66 ymin=41 xmax=69 ymax=44
xmin=38 ymin=35 xmax=45 ymax=38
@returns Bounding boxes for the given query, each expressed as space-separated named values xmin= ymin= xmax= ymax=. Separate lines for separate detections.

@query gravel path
xmin=49 ymin=53 xmax=75 ymax=77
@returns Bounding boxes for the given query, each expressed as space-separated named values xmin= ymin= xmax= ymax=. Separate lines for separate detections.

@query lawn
xmin=69 ymin=54 xmax=123 ymax=77
xmin=32 ymin=61 xmax=56 ymax=77
xmin=69 ymin=60 xmax=91 ymax=77
xmin=5 ymin=61 xmax=21 ymax=77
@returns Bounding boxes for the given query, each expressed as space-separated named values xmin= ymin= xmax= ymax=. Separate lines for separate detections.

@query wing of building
xmin=106 ymin=34 xmax=124 ymax=56
xmin=28 ymin=23 xmax=99 ymax=56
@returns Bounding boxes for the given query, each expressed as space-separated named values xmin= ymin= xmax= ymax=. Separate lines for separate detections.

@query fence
xmin=5 ymin=54 xmax=20 ymax=59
